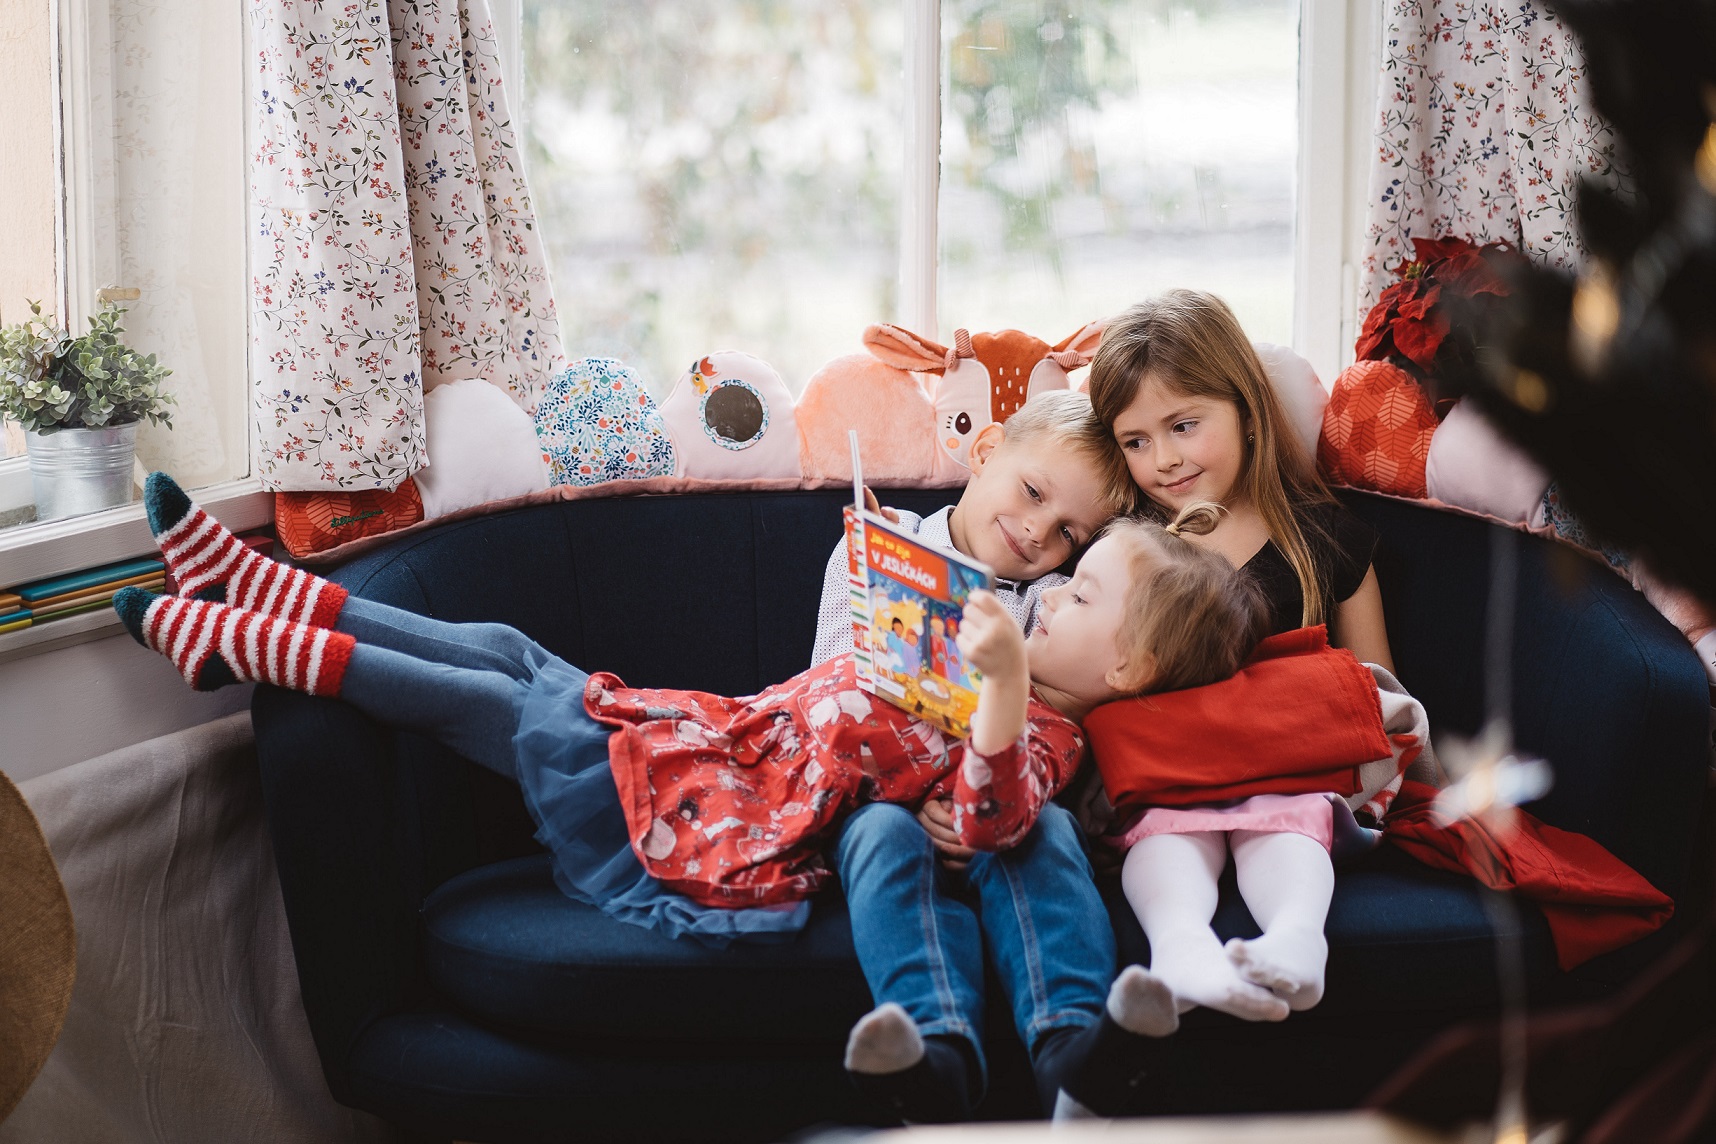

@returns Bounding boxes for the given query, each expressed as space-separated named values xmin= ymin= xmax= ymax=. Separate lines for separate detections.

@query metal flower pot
xmin=27 ymin=423 xmax=140 ymax=522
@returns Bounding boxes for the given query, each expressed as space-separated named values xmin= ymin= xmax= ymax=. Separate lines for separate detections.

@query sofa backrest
xmin=323 ymin=487 xmax=1707 ymax=896
xmin=328 ymin=490 xmax=959 ymax=698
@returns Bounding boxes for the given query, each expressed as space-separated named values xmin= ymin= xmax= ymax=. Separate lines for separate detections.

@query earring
xmin=1246 ymin=432 xmax=1256 ymax=446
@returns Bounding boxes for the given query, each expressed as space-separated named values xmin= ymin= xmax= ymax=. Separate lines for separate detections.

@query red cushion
xmin=1317 ymin=360 xmax=1438 ymax=497
xmin=1085 ymin=627 xmax=1392 ymax=809
xmin=274 ymin=479 xmax=425 ymax=559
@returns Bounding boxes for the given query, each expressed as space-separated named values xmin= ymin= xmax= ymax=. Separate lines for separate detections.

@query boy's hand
xmin=956 ymin=591 xmax=1027 ymax=684
xmin=862 ymin=486 xmax=901 ymax=524
xmin=916 ymin=797 xmax=975 ymax=870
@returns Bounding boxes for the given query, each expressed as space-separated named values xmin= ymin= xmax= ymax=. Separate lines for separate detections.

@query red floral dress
xmin=585 ymin=654 xmax=1085 ymax=908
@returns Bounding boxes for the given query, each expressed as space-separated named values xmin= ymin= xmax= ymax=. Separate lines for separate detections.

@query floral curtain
xmin=249 ymin=0 xmax=563 ymax=491
xmin=1360 ymin=0 xmax=1630 ymax=312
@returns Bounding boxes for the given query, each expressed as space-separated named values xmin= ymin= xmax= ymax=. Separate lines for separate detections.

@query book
xmin=845 ymin=431 xmax=993 ymax=738
xmin=29 ymin=577 xmax=164 ymax=621
xmin=23 ymin=569 xmax=169 ymax=611
xmin=14 ymin=557 xmax=165 ymax=603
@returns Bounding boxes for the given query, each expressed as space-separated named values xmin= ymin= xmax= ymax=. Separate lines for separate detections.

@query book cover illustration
xmin=845 ymin=433 xmax=994 ymax=738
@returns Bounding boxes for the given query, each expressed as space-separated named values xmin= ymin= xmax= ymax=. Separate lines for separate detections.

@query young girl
xmin=117 ymin=474 xmax=1267 ymax=1121
xmin=1085 ymin=290 xmax=1400 ymax=1022
xmin=1089 ymin=290 xmax=1393 ymax=667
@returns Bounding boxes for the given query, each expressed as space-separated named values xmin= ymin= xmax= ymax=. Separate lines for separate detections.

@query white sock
xmin=1121 ymin=833 xmax=1290 ymax=1022
xmin=844 ymin=1002 xmax=925 ymax=1075
xmin=1107 ymin=964 xmax=1180 ymax=1037
xmin=1053 ymin=1089 xmax=1099 ymax=1120
xmin=1695 ymin=629 xmax=1716 ymax=686
xmin=1227 ymin=829 xmax=1334 ymax=1011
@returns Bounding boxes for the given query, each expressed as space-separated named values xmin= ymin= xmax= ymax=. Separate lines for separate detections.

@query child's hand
xmin=956 ymin=591 xmax=1027 ymax=685
xmin=916 ymin=797 xmax=976 ymax=870
xmin=862 ymin=486 xmax=902 ymax=524
xmin=960 ymin=591 xmax=1030 ymax=758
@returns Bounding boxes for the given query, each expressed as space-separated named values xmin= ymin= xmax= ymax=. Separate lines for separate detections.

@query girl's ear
xmin=966 ymin=420 xmax=1007 ymax=473
xmin=1106 ymin=651 xmax=1155 ymax=694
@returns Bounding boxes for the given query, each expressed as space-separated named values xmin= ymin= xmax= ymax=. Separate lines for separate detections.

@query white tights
xmin=1119 ymin=829 xmax=1333 ymax=1021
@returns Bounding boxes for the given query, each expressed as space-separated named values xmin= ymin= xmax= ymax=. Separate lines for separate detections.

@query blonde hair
xmin=998 ymin=390 xmax=1137 ymax=518
xmin=1107 ymin=502 xmax=1269 ymax=694
xmin=1088 ymin=290 xmax=1334 ymax=626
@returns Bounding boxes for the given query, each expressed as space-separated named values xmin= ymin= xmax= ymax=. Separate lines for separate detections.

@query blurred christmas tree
xmin=1452 ymin=0 xmax=1716 ymax=608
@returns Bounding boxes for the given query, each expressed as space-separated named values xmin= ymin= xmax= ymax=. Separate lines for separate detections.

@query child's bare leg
xmin=1120 ymin=833 xmax=1289 ymax=1022
xmin=1224 ymin=829 xmax=1333 ymax=1012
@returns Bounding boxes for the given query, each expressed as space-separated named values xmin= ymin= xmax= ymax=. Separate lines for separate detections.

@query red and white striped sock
xmin=123 ymin=589 xmax=354 ymax=695
xmin=155 ymin=502 xmax=347 ymax=628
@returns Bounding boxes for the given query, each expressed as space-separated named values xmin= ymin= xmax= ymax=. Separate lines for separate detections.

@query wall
xmin=0 ymin=636 xmax=252 ymax=782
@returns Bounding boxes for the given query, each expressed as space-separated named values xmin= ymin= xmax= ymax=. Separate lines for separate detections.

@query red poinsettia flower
xmin=1356 ymin=236 xmax=1516 ymax=374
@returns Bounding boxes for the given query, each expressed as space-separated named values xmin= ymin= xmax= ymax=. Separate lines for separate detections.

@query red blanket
xmin=1085 ymin=627 xmax=1675 ymax=969
xmin=1085 ymin=626 xmax=1391 ymax=807
xmin=1384 ymin=781 xmax=1673 ymax=970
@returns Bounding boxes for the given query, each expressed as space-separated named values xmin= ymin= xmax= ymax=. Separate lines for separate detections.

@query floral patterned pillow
xmin=1317 ymin=359 xmax=1439 ymax=499
xmin=535 ymin=358 xmax=676 ymax=487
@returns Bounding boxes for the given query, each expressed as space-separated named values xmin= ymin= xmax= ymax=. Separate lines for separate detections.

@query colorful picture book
xmin=844 ymin=432 xmax=993 ymax=738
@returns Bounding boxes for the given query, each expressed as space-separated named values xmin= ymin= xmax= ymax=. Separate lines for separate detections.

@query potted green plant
xmin=0 ymin=301 xmax=175 ymax=521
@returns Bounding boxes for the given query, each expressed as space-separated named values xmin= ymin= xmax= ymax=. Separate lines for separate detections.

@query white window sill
xmin=0 ymin=478 xmax=273 ymax=663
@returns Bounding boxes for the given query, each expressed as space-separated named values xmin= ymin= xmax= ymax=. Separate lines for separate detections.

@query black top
xmin=1241 ymin=501 xmax=1379 ymax=634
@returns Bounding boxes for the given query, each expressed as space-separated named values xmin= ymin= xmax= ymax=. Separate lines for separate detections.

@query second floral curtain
xmin=1359 ymin=0 xmax=1630 ymax=312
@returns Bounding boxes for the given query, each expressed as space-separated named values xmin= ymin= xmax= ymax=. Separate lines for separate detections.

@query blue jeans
xmin=334 ymin=596 xmax=549 ymax=776
xmin=834 ymin=800 xmax=1114 ymax=1095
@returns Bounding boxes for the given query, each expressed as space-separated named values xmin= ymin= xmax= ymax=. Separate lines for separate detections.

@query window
xmin=938 ymin=0 xmax=1298 ymax=344
xmin=520 ymin=1 xmax=904 ymax=393
xmin=0 ymin=0 xmax=251 ymax=535
xmin=514 ymin=0 xmax=1320 ymax=397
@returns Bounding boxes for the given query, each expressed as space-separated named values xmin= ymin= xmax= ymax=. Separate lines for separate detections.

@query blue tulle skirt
xmin=510 ymin=645 xmax=811 ymax=946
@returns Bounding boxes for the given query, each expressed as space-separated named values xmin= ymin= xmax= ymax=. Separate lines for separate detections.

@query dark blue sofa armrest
xmin=1344 ymin=491 xmax=1709 ymax=903
xmin=252 ymin=687 xmax=425 ymax=1085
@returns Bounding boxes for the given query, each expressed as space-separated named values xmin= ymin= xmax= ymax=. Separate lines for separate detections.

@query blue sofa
xmin=250 ymin=489 xmax=1710 ymax=1142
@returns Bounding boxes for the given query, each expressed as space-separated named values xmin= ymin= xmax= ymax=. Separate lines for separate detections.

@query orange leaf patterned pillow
xmin=1318 ymin=360 xmax=1438 ymax=498
xmin=274 ymin=479 xmax=425 ymax=559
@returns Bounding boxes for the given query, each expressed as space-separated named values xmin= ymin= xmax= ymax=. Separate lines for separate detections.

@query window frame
xmin=0 ymin=0 xmax=260 ymax=590
xmin=0 ymin=0 xmax=266 ymax=642
xmin=3 ymin=0 xmax=1379 ymax=638
xmin=494 ymin=0 xmax=1378 ymax=382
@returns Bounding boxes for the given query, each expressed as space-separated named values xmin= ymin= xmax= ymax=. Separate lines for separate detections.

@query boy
xmin=813 ymin=391 xmax=1169 ymax=1122
xmin=811 ymin=391 xmax=1132 ymax=666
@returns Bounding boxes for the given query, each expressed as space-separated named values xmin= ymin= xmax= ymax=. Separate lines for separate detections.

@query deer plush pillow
xmin=794 ymin=321 xmax=1106 ymax=485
